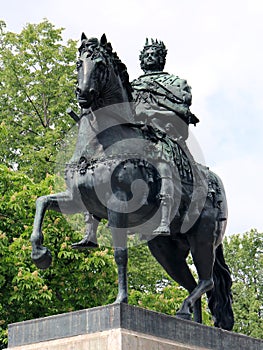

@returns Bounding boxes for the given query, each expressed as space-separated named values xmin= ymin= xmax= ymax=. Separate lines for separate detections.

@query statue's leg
xmin=113 ymin=236 xmax=128 ymax=304
xmin=107 ymin=192 xmax=128 ymax=303
xmin=72 ymin=212 xmax=99 ymax=249
xmin=30 ymin=191 xmax=81 ymax=269
xmin=177 ymin=205 xmax=217 ymax=319
xmin=153 ymin=162 xmax=174 ymax=234
xmin=148 ymin=235 xmax=202 ymax=323
xmin=177 ymin=278 xmax=214 ymax=321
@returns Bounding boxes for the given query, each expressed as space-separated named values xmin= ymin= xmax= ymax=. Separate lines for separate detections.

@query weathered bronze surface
xmin=30 ymin=34 xmax=234 ymax=330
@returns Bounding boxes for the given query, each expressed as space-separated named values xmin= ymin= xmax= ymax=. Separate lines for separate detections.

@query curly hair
xmin=139 ymin=39 xmax=167 ymax=72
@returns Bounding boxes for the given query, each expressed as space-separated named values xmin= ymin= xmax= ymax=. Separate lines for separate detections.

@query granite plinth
xmin=8 ymin=303 xmax=263 ymax=350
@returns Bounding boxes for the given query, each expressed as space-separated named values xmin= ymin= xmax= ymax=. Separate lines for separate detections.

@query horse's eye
xmin=76 ymin=60 xmax=82 ymax=70
xmin=87 ymin=49 xmax=92 ymax=56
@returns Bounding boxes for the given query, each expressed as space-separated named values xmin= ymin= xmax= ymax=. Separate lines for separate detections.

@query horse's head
xmin=76 ymin=33 xmax=133 ymax=110
xmin=76 ymin=34 xmax=106 ymax=109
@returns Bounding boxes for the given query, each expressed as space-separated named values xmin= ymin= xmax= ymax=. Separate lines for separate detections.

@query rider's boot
xmin=153 ymin=194 xmax=173 ymax=235
xmin=72 ymin=213 xmax=99 ymax=249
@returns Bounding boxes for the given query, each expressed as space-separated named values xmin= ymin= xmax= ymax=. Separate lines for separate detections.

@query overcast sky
xmin=2 ymin=0 xmax=263 ymax=235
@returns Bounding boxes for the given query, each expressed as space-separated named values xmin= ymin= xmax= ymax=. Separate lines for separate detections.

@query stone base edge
xmin=8 ymin=328 xmax=206 ymax=350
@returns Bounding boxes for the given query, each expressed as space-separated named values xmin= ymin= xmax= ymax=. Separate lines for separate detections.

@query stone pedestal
xmin=8 ymin=303 xmax=263 ymax=350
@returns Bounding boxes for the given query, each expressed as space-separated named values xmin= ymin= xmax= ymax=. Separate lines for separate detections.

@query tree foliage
xmin=224 ymin=230 xmax=263 ymax=339
xmin=0 ymin=165 xmax=118 ymax=349
xmin=0 ymin=19 xmax=77 ymax=180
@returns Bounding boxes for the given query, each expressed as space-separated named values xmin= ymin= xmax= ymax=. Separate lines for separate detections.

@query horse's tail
xmin=207 ymin=243 xmax=234 ymax=330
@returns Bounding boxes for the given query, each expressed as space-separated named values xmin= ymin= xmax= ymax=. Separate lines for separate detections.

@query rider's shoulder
xmin=131 ymin=71 xmax=169 ymax=84
xmin=161 ymin=74 xmax=190 ymax=87
xmin=162 ymin=74 xmax=192 ymax=95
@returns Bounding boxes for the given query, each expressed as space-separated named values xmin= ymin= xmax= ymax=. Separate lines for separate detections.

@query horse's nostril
xmin=76 ymin=87 xmax=81 ymax=94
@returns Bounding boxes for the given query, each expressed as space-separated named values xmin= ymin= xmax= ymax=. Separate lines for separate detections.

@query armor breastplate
xmin=132 ymin=72 xmax=192 ymax=106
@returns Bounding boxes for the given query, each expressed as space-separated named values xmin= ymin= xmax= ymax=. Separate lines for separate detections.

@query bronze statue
xmin=30 ymin=34 xmax=234 ymax=330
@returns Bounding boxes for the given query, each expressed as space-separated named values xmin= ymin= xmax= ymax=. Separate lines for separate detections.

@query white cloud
xmin=213 ymin=156 xmax=263 ymax=235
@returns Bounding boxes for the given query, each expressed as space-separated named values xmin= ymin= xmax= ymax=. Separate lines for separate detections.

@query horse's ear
xmin=81 ymin=32 xmax=88 ymax=41
xmin=106 ymin=42 xmax=113 ymax=53
xmin=100 ymin=33 xmax=107 ymax=46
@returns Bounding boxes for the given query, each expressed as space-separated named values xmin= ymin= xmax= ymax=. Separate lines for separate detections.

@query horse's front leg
xmin=107 ymin=193 xmax=128 ymax=304
xmin=111 ymin=226 xmax=128 ymax=304
xmin=30 ymin=191 xmax=75 ymax=269
xmin=113 ymin=243 xmax=128 ymax=303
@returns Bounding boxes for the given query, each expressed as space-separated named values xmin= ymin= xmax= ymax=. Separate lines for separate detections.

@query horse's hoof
xmin=31 ymin=247 xmax=52 ymax=270
xmin=176 ymin=311 xmax=192 ymax=321
xmin=114 ymin=294 xmax=128 ymax=304
xmin=153 ymin=226 xmax=170 ymax=235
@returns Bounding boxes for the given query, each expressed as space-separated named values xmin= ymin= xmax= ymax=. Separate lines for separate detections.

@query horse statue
xmin=30 ymin=34 xmax=234 ymax=330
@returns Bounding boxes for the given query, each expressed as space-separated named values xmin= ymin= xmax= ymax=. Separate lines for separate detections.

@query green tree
xmin=224 ymin=230 xmax=263 ymax=339
xmin=0 ymin=165 xmax=118 ymax=349
xmin=0 ymin=19 xmax=77 ymax=180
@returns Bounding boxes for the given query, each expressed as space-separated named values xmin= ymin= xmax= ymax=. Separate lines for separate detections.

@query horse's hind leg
xmin=148 ymin=236 xmax=202 ymax=323
xmin=177 ymin=253 xmax=214 ymax=320
xmin=177 ymin=208 xmax=217 ymax=319
xmin=30 ymin=191 xmax=79 ymax=269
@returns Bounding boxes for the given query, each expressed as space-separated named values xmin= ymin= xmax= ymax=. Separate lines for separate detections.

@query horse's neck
xmin=71 ymin=107 xmax=142 ymax=164
xmin=99 ymin=68 xmax=135 ymax=123
xmin=91 ymin=104 xmax=135 ymax=139
xmin=70 ymin=113 xmax=103 ymax=162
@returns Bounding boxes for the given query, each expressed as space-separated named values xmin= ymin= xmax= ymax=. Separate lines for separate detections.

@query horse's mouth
xmin=77 ymin=97 xmax=92 ymax=108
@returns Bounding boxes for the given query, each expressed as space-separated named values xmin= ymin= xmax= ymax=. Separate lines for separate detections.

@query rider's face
xmin=142 ymin=48 xmax=160 ymax=71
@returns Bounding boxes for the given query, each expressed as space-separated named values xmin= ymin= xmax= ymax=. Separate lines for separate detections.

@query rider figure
xmin=132 ymin=38 xmax=199 ymax=234
xmin=132 ymin=38 xmax=198 ymax=138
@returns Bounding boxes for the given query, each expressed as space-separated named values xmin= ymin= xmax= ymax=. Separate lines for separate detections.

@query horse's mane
xmin=79 ymin=36 xmax=133 ymax=102
xmin=109 ymin=49 xmax=134 ymax=103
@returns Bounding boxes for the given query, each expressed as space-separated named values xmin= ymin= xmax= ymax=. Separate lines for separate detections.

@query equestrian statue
xmin=30 ymin=34 xmax=234 ymax=330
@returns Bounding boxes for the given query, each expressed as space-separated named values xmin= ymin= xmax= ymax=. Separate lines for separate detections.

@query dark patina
xmin=30 ymin=34 xmax=234 ymax=330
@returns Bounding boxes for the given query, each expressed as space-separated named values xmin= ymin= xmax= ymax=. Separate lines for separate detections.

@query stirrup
xmin=71 ymin=236 xmax=98 ymax=249
xmin=153 ymin=225 xmax=170 ymax=235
